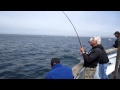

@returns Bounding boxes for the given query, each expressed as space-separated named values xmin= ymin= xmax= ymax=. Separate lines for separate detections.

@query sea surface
xmin=0 ymin=34 xmax=116 ymax=79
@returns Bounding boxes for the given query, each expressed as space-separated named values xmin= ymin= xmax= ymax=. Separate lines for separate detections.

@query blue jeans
xmin=99 ymin=63 xmax=109 ymax=79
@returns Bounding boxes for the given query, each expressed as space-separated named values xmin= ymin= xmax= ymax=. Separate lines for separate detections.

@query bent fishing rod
xmin=62 ymin=11 xmax=82 ymax=48
xmin=62 ymin=11 xmax=84 ymax=79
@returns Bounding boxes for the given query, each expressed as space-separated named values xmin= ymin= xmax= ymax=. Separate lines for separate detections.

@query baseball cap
xmin=114 ymin=31 xmax=119 ymax=35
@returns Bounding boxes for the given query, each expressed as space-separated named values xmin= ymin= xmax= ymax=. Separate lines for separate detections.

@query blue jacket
xmin=46 ymin=63 xmax=74 ymax=79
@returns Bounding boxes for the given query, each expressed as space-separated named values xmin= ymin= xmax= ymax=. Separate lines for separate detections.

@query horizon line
xmin=0 ymin=33 xmax=115 ymax=38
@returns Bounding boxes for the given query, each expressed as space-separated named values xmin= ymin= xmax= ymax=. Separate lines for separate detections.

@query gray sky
xmin=0 ymin=11 xmax=120 ymax=37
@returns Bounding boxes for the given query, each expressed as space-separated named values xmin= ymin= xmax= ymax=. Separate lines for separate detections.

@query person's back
xmin=46 ymin=63 xmax=74 ymax=79
xmin=97 ymin=44 xmax=109 ymax=64
xmin=95 ymin=36 xmax=109 ymax=79
xmin=97 ymin=44 xmax=109 ymax=79
xmin=46 ymin=58 xmax=74 ymax=79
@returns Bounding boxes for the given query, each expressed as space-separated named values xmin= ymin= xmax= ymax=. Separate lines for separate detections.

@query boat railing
xmin=72 ymin=48 xmax=117 ymax=78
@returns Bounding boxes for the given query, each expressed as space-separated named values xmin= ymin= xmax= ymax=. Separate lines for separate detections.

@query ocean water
xmin=0 ymin=34 xmax=116 ymax=79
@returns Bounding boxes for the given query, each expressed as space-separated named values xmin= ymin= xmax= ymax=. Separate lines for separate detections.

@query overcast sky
xmin=0 ymin=11 xmax=120 ymax=37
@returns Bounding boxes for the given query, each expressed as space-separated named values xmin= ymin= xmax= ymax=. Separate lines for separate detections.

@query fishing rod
xmin=62 ymin=11 xmax=84 ymax=79
xmin=62 ymin=11 xmax=82 ymax=48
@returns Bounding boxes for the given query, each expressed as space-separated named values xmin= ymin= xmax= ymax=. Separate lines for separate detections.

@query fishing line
xmin=62 ymin=11 xmax=82 ymax=48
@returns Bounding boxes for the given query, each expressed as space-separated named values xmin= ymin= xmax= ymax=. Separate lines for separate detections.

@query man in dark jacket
xmin=80 ymin=36 xmax=102 ymax=79
xmin=113 ymin=31 xmax=119 ymax=48
xmin=97 ymin=44 xmax=109 ymax=79
xmin=46 ymin=58 xmax=74 ymax=79
xmin=94 ymin=36 xmax=109 ymax=79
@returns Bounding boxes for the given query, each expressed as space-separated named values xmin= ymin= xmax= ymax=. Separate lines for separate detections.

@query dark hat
xmin=114 ymin=31 xmax=119 ymax=35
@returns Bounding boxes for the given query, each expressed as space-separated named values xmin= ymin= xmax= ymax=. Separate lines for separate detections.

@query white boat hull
xmin=106 ymin=53 xmax=117 ymax=75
